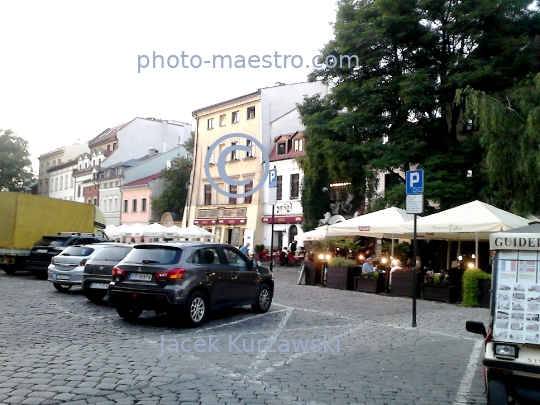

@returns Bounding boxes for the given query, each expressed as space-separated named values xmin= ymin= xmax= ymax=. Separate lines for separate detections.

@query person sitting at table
xmin=362 ymin=257 xmax=374 ymax=274
xmin=389 ymin=259 xmax=402 ymax=290
xmin=297 ymin=246 xmax=306 ymax=257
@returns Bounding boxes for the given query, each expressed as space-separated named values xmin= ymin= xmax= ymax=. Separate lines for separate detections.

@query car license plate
xmin=129 ymin=273 xmax=152 ymax=281
xmin=37 ymin=249 xmax=48 ymax=254
xmin=55 ymin=275 xmax=70 ymax=280
xmin=89 ymin=283 xmax=109 ymax=289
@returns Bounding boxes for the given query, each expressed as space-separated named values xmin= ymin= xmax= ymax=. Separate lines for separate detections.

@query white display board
xmin=493 ymin=250 xmax=540 ymax=344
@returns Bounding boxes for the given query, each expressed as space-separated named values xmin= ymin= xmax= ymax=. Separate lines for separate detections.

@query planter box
xmin=478 ymin=279 xmax=492 ymax=309
xmin=354 ymin=276 xmax=383 ymax=293
xmin=304 ymin=261 xmax=322 ymax=286
xmin=326 ymin=266 xmax=355 ymax=290
xmin=422 ymin=284 xmax=459 ymax=303
xmin=389 ymin=271 xmax=420 ymax=297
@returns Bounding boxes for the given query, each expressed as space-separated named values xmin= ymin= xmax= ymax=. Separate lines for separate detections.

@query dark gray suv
xmin=108 ymin=242 xmax=274 ymax=327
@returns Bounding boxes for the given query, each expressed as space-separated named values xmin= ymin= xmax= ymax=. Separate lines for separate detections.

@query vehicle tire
xmin=116 ymin=306 xmax=143 ymax=322
xmin=84 ymin=290 xmax=107 ymax=303
xmin=251 ymin=284 xmax=272 ymax=313
xmin=53 ymin=283 xmax=73 ymax=292
xmin=185 ymin=291 xmax=206 ymax=327
xmin=487 ymin=380 xmax=509 ymax=405
xmin=2 ymin=267 xmax=17 ymax=275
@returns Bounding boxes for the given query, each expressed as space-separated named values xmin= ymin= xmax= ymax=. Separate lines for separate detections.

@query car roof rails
xmin=57 ymin=232 xmax=96 ymax=236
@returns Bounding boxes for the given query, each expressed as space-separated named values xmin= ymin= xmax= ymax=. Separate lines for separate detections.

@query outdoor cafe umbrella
xmin=294 ymin=225 xmax=332 ymax=242
xmin=327 ymin=207 xmax=413 ymax=256
xmin=142 ymin=222 xmax=170 ymax=238
xmin=399 ymin=200 xmax=530 ymax=267
xmin=178 ymin=225 xmax=215 ymax=240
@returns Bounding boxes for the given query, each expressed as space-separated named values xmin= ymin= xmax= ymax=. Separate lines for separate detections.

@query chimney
xmin=162 ymin=120 xmax=168 ymax=152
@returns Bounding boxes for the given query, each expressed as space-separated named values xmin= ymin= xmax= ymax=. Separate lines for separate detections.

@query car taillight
xmin=485 ymin=327 xmax=493 ymax=345
xmin=155 ymin=268 xmax=186 ymax=280
xmin=112 ymin=267 xmax=126 ymax=277
xmin=79 ymin=259 xmax=88 ymax=267
xmin=51 ymin=257 xmax=56 ymax=265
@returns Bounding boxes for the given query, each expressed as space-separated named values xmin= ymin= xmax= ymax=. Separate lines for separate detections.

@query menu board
xmin=493 ymin=250 xmax=540 ymax=344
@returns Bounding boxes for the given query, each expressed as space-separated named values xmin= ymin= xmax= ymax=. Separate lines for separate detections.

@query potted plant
xmin=422 ymin=274 xmax=459 ymax=303
xmin=326 ymin=257 xmax=357 ymax=290
xmin=462 ymin=268 xmax=492 ymax=308
xmin=355 ymin=270 xmax=382 ymax=293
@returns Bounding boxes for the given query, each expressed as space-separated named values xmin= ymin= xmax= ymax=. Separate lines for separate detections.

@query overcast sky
xmin=0 ymin=1 xmax=338 ymax=173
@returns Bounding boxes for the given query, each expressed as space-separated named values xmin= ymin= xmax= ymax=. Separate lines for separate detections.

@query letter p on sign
xmin=406 ymin=169 xmax=424 ymax=195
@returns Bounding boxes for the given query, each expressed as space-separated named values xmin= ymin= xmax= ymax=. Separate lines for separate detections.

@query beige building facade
xmin=187 ymin=82 xmax=331 ymax=248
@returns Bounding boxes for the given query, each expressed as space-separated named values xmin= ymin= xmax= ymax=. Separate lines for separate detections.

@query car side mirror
xmin=466 ymin=321 xmax=487 ymax=338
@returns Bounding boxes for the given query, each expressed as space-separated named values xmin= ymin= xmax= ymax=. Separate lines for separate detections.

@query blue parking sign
xmin=269 ymin=169 xmax=277 ymax=188
xmin=406 ymin=170 xmax=424 ymax=195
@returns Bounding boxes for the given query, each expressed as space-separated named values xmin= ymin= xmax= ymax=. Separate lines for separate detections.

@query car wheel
xmin=2 ymin=267 xmax=17 ymax=275
xmin=252 ymin=284 xmax=272 ymax=313
xmin=185 ymin=292 xmax=206 ymax=327
xmin=487 ymin=380 xmax=508 ymax=405
xmin=116 ymin=306 xmax=143 ymax=322
xmin=53 ymin=283 xmax=73 ymax=292
xmin=84 ymin=290 xmax=107 ymax=303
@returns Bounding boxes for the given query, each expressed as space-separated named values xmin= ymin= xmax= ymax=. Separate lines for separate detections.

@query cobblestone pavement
xmin=0 ymin=266 xmax=489 ymax=405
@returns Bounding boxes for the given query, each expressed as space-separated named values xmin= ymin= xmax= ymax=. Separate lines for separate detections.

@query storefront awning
xmin=262 ymin=215 xmax=303 ymax=224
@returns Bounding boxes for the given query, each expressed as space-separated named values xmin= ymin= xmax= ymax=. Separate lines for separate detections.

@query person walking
xmin=240 ymin=242 xmax=250 ymax=256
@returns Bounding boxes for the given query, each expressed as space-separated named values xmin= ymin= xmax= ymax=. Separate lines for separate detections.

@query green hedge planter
xmin=462 ymin=268 xmax=491 ymax=308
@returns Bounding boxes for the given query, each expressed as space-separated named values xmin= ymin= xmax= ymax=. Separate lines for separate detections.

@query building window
xmin=246 ymin=140 xmax=255 ymax=158
xmin=207 ymin=118 xmax=214 ymax=130
xmin=291 ymin=173 xmax=300 ymax=199
xmin=114 ymin=197 xmax=118 ymax=212
xmin=55 ymin=178 xmax=58 ymax=191
xmin=230 ymin=141 xmax=238 ymax=160
xmin=231 ymin=111 xmax=239 ymax=123
xmin=123 ymin=199 xmax=128 ymax=213
xmin=207 ymin=146 xmax=214 ymax=164
xmin=94 ymin=198 xmax=98 ymax=206
xmin=77 ymin=186 xmax=81 ymax=197
xmin=277 ymin=142 xmax=286 ymax=155
xmin=219 ymin=114 xmax=226 ymax=127
xmin=204 ymin=184 xmax=212 ymax=205
xmin=244 ymin=181 xmax=253 ymax=204
xmin=229 ymin=185 xmax=237 ymax=204
xmin=247 ymin=106 xmax=255 ymax=119
xmin=277 ymin=175 xmax=282 ymax=200
xmin=141 ymin=198 xmax=147 ymax=212
xmin=294 ymin=139 xmax=303 ymax=152
xmin=60 ymin=177 xmax=63 ymax=191
xmin=70 ymin=177 xmax=74 ymax=188
xmin=103 ymin=199 xmax=108 ymax=212
xmin=107 ymin=145 xmax=111 ymax=151
xmin=132 ymin=199 xmax=137 ymax=212
xmin=113 ymin=142 xmax=117 ymax=150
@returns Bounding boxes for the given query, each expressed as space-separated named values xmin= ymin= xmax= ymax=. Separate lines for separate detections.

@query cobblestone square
xmin=0 ymin=267 xmax=489 ymax=404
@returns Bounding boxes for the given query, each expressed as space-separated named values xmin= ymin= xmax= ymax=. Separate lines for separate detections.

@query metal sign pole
xmin=270 ymin=204 xmax=275 ymax=273
xmin=412 ymin=213 xmax=417 ymax=328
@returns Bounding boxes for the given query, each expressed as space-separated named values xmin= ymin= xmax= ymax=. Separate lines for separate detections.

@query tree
xmin=151 ymin=133 xmax=194 ymax=218
xmin=457 ymin=73 xmax=540 ymax=215
xmin=298 ymin=0 xmax=540 ymax=229
xmin=0 ymin=129 xmax=33 ymax=192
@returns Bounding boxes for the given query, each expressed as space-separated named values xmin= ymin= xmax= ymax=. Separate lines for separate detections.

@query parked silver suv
xmin=108 ymin=242 xmax=274 ymax=327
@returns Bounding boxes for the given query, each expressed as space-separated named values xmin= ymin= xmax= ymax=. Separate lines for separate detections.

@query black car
xmin=82 ymin=243 xmax=134 ymax=303
xmin=27 ymin=233 xmax=109 ymax=279
xmin=108 ymin=242 xmax=274 ymax=327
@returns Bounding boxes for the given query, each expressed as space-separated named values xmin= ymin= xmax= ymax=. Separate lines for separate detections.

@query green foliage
xmin=434 ymin=274 xmax=440 ymax=284
xmin=254 ymin=244 xmax=265 ymax=254
xmin=0 ymin=129 xmax=33 ymax=192
xmin=381 ymin=240 xmax=410 ymax=263
xmin=457 ymin=74 xmax=540 ymax=215
xmin=298 ymin=0 xmax=540 ymax=223
xmin=462 ymin=268 xmax=492 ymax=307
xmin=151 ymin=132 xmax=194 ymax=218
xmin=328 ymin=257 xmax=357 ymax=268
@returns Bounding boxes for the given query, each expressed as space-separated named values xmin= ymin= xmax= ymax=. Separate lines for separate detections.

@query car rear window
xmin=124 ymin=246 xmax=182 ymax=265
xmin=33 ymin=237 xmax=68 ymax=247
xmin=92 ymin=246 xmax=133 ymax=261
xmin=61 ymin=246 xmax=95 ymax=256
